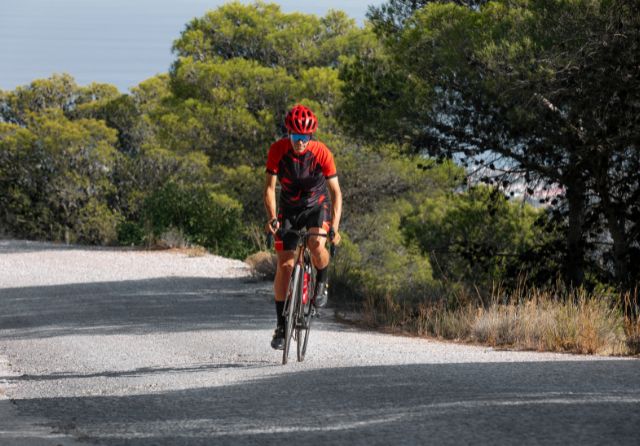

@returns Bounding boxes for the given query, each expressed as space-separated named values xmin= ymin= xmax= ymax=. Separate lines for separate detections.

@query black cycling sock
xmin=315 ymin=266 xmax=328 ymax=285
xmin=276 ymin=300 xmax=285 ymax=327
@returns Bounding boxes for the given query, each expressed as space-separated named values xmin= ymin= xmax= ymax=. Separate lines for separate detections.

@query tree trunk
xmin=565 ymin=175 xmax=586 ymax=288
xmin=596 ymin=175 xmax=631 ymax=288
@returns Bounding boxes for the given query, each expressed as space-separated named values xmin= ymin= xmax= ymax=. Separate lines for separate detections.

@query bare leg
xmin=307 ymin=227 xmax=329 ymax=270
xmin=274 ymin=250 xmax=295 ymax=302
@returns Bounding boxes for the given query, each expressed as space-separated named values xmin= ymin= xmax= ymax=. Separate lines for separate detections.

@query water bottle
xmin=302 ymin=270 xmax=310 ymax=304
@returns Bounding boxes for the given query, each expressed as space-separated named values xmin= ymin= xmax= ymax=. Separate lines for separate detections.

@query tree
xmin=331 ymin=149 xmax=465 ymax=305
xmin=0 ymin=74 xmax=78 ymax=125
xmin=143 ymin=181 xmax=248 ymax=258
xmin=172 ymin=1 xmax=366 ymax=73
xmin=404 ymin=186 xmax=546 ymax=291
xmin=341 ymin=0 xmax=640 ymax=289
xmin=160 ymin=57 xmax=297 ymax=166
xmin=0 ymin=110 xmax=120 ymax=244
xmin=160 ymin=2 xmax=377 ymax=170
xmin=367 ymin=0 xmax=488 ymax=41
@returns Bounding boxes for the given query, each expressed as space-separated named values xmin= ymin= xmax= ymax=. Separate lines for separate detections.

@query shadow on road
xmin=0 ymin=361 xmax=274 ymax=382
xmin=0 ymin=277 xmax=275 ymax=339
xmin=12 ymin=360 xmax=640 ymax=446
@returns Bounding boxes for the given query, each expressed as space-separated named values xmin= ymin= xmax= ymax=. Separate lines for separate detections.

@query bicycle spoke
xmin=282 ymin=264 xmax=301 ymax=365
xmin=297 ymin=265 xmax=314 ymax=361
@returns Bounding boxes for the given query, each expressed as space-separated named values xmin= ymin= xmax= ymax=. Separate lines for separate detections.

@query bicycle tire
xmin=296 ymin=265 xmax=314 ymax=361
xmin=282 ymin=264 xmax=301 ymax=365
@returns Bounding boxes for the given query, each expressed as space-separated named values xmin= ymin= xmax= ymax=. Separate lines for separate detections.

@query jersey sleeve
xmin=318 ymin=144 xmax=337 ymax=179
xmin=266 ymin=141 xmax=283 ymax=175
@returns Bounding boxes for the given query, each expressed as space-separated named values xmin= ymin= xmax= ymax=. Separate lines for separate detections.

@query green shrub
xmin=332 ymin=200 xmax=438 ymax=319
xmin=75 ymin=200 xmax=120 ymax=245
xmin=117 ymin=221 xmax=145 ymax=246
xmin=143 ymin=182 xmax=250 ymax=258
xmin=404 ymin=185 xmax=544 ymax=292
xmin=214 ymin=164 xmax=264 ymax=224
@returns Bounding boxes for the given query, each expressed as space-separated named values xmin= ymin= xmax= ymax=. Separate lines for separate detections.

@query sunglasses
xmin=290 ymin=133 xmax=312 ymax=143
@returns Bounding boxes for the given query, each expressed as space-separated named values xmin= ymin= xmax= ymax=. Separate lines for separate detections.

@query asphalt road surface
xmin=1 ymin=240 xmax=639 ymax=445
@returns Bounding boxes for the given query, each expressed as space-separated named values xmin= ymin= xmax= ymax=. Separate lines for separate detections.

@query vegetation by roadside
xmin=245 ymin=253 xmax=638 ymax=356
xmin=349 ymin=286 xmax=639 ymax=356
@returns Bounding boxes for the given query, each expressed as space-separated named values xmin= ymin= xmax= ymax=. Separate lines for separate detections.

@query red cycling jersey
xmin=266 ymin=138 xmax=337 ymax=209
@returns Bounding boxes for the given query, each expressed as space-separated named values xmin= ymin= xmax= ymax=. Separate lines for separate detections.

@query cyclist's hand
xmin=329 ymin=228 xmax=341 ymax=246
xmin=265 ymin=218 xmax=279 ymax=235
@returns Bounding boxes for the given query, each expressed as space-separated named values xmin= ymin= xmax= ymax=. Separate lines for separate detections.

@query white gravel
xmin=0 ymin=239 xmax=249 ymax=289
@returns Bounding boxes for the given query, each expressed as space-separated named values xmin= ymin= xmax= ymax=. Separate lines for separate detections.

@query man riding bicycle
xmin=264 ymin=104 xmax=342 ymax=350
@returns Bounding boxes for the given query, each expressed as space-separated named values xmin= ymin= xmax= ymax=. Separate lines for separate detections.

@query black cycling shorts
xmin=275 ymin=202 xmax=331 ymax=251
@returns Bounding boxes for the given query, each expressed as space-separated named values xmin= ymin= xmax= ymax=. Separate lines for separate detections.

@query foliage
xmin=0 ymin=110 xmax=120 ymax=244
xmin=0 ymin=3 xmax=374 ymax=251
xmin=213 ymin=164 xmax=264 ymax=224
xmin=342 ymin=0 xmax=640 ymax=292
xmin=172 ymin=1 xmax=367 ymax=73
xmin=332 ymin=151 xmax=464 ymax=306
xmin=116 ymin=220 xmax=145 ymax=246
xmin=338 ymin=41 xmax=426 ymax=143
xmin=142 ymin=182 xmax=249 ymax=258
xmin=0 ymin=74 xmax=79 ymax=124
xmin=113 ymin=146 xmax=211 ymax=222
xmin=351 ymin=199 xmax=435 ymax=299
xmin=403 ymin=186 xmax=545 ymax=291
xmin=159 ymin=57 xmax=294 ymax=166
xmin=366 ymin=0 xmax=488 ymax=41
xmin=337 ymin=145 xmax=464 ymax=218
xmin=154 ymin=2 xmax=377 ymax=169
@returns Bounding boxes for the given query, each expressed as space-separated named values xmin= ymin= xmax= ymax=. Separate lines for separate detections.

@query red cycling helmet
xmin=285 ymin=104 xmax=318 ymax=134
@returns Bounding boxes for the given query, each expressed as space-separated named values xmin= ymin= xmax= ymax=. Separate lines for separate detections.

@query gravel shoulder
xmin=1 ymin=239 xmax=639 ymax=445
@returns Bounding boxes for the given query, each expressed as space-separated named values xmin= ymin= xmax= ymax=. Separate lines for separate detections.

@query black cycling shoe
xmin=313 ymin=282 xmax=328 ymax=308
xmin=270 ymin=326 xmax=285 ymax=350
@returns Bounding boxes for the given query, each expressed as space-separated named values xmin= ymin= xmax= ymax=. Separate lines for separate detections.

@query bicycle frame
xmin=279 ymin=228 xmax=327 ymax=364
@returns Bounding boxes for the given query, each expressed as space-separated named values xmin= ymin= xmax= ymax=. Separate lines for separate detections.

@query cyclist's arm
xmin=327 ymin=177 xmax=342 ymax=240
xmin=264 ymin=173 xmax=278 ymax=233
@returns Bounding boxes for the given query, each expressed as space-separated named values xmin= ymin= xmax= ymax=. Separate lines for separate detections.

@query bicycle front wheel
xmin=282 ymin=264 xmax=302 ymax=365
xmin=296 ymin=269 xmax=314 ymax=362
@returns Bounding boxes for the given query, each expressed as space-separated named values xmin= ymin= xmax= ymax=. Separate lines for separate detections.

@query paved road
xmin=1 ymin=241 xmax=639 ymax=445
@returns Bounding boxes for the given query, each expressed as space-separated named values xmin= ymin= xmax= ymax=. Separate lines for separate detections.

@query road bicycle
xmin=268 ymin=227 xmax=335 ymax=364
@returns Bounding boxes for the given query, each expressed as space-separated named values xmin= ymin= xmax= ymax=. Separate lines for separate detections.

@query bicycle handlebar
xmin=265 ymin=227 xmax=337 ymax=257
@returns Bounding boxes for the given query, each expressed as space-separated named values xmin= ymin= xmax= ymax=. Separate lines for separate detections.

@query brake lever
xmin=266 ymin=219 xmax=278 ymax=250
xmin=267 ymin=233 xmax=273 ymax=250
xmin=329 ymin=228 xmax=337 ymax=258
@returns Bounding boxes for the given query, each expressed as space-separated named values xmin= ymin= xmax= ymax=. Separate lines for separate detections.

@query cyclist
xmin=264 ymin=104 xmax=342 ymax=350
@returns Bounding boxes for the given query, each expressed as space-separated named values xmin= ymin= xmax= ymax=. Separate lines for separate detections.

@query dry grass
xmin=625 ymin=318 xmax=640 ymax=355
xmin=142 ymin=226 xmax=208 ymax=256
xmin=245 ymin=251 xmax=277 ymax=280
xmin=466 ymin=295 xmax=627 ymax=355
xmin=623 ymin=291 xmax=640 ymax=355
xmin=363 ymin=285 xmax=633 ymax=356
xmin=167 ymin=245 xmax=208 ymax=257
xmin=156 ymin=227 xmax=190 ymax=249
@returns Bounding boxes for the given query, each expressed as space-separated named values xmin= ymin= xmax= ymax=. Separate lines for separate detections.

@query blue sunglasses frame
xmin=290 ymin=133 xmax=312 ymax=143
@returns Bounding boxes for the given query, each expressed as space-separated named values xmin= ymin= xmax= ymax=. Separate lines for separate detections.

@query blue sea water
xmin=0 ymin=0 xmax=382 ymax=93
